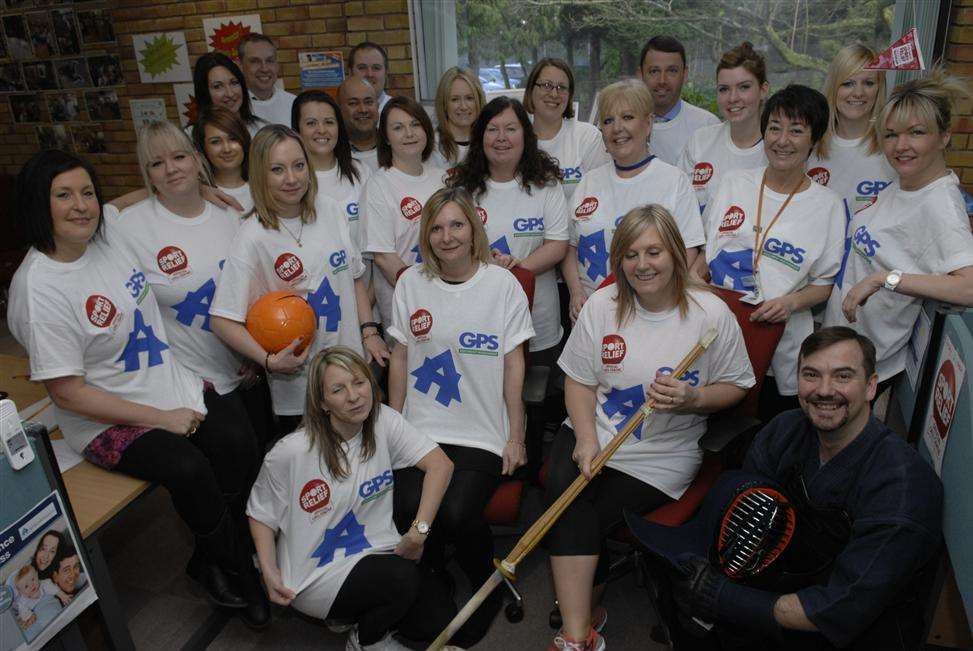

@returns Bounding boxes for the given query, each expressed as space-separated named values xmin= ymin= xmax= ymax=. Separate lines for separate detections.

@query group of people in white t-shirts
xmin=6 ymin=28 xmax=973 ymax=651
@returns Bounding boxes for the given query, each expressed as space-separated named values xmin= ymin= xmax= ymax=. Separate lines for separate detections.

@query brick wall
xmin=946 ymin=0 xmax=973 ymax=193
xmin=0 ymin=0 xmax=413 ymax=200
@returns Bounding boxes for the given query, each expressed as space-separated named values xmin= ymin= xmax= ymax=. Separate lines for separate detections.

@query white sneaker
xmin=355 ymin=630 xmax=412 ymax=651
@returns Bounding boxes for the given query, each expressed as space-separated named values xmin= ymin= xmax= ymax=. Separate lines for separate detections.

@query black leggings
xmin=543 ymin=425 xmax=672 ymax=584
xmin=114 ymin=388 xmax=259 ymax=533
xmin=327 ymin=554 xmax=456 ymax=645
xmin=393 ymin=444 xmax=501 ymax=587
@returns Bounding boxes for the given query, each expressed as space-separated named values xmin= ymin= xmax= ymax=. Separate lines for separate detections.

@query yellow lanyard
xmin=752 ymin=170 xmax=806 ymax=274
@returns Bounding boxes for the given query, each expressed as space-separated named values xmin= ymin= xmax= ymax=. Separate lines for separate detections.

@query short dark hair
xmin=53 ymin=542 xmax=78 ymax=572
xmin=192 ymin=52 xmax=259 ymax=127
xmin=523 ymin=58 xmax=576 ymax=119
xmin=348 ymin=42 xmax=389 ymax=71
xmin=799 ymin=326 xmax=877 ymax=378
xmin=639 ymin=35 xmax=687 ymax=69
xmin=377 ymin=96 xmax=434 ymax=168
xmin=237 ymin=32 xmax=276 ymax=60
xmin=291 ymin=90 xmax=361 ymax=185
xmin=14 ymin=150 xmax=105 ymax=254
xmin=761 ymin=84 xmax=830 ymax=149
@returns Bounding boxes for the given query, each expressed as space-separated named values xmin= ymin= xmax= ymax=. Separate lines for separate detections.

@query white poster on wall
xmin=202 ymin=15 xmax=262 ymax=60
xmin=922 ymin=334 xmax=966 ymax=475
xmin=129 ymin=98 xmax=167 ymax=132
xmin=172 ymin=83 xmax=196 ymax=129
xmin=133 ymin=32 xmax=191 ymax=84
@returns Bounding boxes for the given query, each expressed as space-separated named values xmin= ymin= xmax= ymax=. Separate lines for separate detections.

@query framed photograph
xmin=77 ymin=9 xmax=115 ymax=46
xmin=71 ymin=123 xmax=107 ymax=154
xmin=3 ymin=15 xmax=34 ymax=61
xmin=54 ymin=58 xmax=91 ymax=89
xmin=6 ymin=0 xmax=36 ymax=9
xmin=84 ymin=89 xmax=121 ymax=121
xmin=37 ymin=124 xmax=72 ymax=150
xmin=51 ymin=9 xmax=82 ymax=56
xmin=26 ymin=11 xmax=58 ymax=58
xmin=10 ymin=93 xmax=44 ymax=123
xmin=23 ymin=60 xmax=58 ymax=91
xmin=0 ymin=63 xmax=26 ymax=93
xmin=47 ymin=92 xmax=81 ymax=122
xmin=86 ymin=54 xmax=124 ymax=87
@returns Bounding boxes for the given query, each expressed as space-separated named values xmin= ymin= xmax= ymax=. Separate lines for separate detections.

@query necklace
xmin=279 ymin=218 xmax=304 ymax=247
xmin=614 ymin=153 xmax=655 ymax=172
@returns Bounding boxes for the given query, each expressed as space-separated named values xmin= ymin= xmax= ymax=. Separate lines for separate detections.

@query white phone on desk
xmin=1 ymin=398 xmax=35 ymax=470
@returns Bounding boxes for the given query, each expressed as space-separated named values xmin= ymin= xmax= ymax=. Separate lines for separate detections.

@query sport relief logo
xmin=400 ymin=196 xmax=423 ymax=221
xmin=719 ymin=205 xmax=745 ymax=234
xmin=575 ymin=197 xmax=599 ymax=221
xmin=359 ymin=470 xmax=394 ymax=503
xmin=692 ymin=162 xmax=714 ymax=188
xmin=807 ymin=167 xmax=830 ymax=186
xmin=329 ymin=249 xmax=349 ymax=275
xmin=458 ymin=331 xmax=500 ymax=357
xmin=601 ymin=334 xmax=626 ymax=371
xmin=299 ymin=479 xmax=333 ymax=520
xmin=410 ymin=308 xmax=433 ymax=341
xmin=932 ymin=359 xmax=957 ymax=440
xmin=275 ymin=252 xmax=305 ymax=283
xmin=476 ymin=206 xmax=488 ymax=224
xmin=156 ymin=246 xmax=190 ymax=277
xmin=85 ymin=294 xmax=118 ymax=328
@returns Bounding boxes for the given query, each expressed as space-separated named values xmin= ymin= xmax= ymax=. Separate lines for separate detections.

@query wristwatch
xmin=411 ymin=519 xmax=431 ymax=535
xmin=884 ymin=269 xmax=903 ymax=292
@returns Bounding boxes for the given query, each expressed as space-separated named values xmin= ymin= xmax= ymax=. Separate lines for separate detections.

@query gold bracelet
xmin=362 ymin=331 xmax=381 ymax=342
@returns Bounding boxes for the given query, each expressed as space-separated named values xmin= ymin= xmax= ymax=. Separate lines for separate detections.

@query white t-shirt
xmin=824 ymin=172 xmax=973 ymax=381
xmin=351 ymin=145 xmax=380 ymax=173
xmin=677 ymin=121 xmax=766 ymax=215
xmin=109 ymin=198 xmax=244 ymax=395
xmin=387 ymin=264 xmax=535 ymax=457
xmin=250 ymin=86 xmax=296 ymax=127
xmin=210 ymin=194 xmax=365 ymax=415
xmin=807 ymin=135 xmax=895 ymax=220
xmin=703 ymin=167 xmax=844 ymax=394
xmin=478 ymin=178 xmax=569 ymax=352
xmin=217 ymin=182 xmax=254 ymax=215
xmin=361 ymin=164 xmax=446 ymax=326
xmin=558 ymin=286 xmax=754 ymax=498
xmin=316 ymin=161 xmax=371 ymax=251
xmin=536 ymin=117 xmax=610 ymax=201
xmin=652 ymin=100 xmax=721 ymax=167
xmin=7 ymin=240 xmax=206 ymax=453
xmin=246 ymin=404 xmax=436 ymax=618
xmin=568 ymin=159 xmax=704 ymax=296
xmin=429 ymin=132 xmax=469 ymax=172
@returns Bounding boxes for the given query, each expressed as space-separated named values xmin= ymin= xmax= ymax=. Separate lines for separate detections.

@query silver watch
xmin=412 ymin=519 xmax=431 ymax=535
xmin=883 ymin=269 xmax=903 ymax=292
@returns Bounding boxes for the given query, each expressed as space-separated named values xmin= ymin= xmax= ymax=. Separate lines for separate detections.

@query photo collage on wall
xmin=0 ymin=1 xmax=120 ymax=155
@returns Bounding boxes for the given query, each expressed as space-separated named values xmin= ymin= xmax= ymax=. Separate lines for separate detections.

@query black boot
xmin=189 ymin=512 xmax=246 ymax=609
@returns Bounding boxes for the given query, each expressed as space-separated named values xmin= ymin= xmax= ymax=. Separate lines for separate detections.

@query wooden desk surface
xmin=1 ymin=353 xmax=152 ymax=538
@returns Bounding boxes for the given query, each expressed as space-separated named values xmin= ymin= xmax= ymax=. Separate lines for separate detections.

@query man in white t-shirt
xmin=639 ymin=36 xmax=720 ymax=166
xmin=238 ymin=33 xmax=295 ymax=127
xmin=349 ymin=42 xmax=391 ymax=114
xmin=339 ymin=76 xmax=380 ymax=172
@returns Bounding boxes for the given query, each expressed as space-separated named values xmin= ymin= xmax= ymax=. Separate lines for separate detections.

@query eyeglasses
xmin=534 ymin=80 xmax=569 ymax=95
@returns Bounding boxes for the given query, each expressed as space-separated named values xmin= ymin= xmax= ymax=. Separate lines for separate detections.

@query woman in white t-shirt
xmin=808 ymin=44 xmax=895 ymax=218
xmin=562 ymin=79 xmax=704 ymax=321
xmin=211 ymin=126 xmax=389 ymax=435
xmin=825 ymin=71 xmax=973 ymax=391
xmin=697 ymin=85 xmax=845 ymax=419
xmin=7 ymin=150 xmax=269 ymax=628
xmin=191 ymin=105 xmax=254 ymax=214
xmin=388 ymin=187 xmax=535 ymax=644
xmin=449 ymin=96 xmax=569 ymax=363
xmin=362 ymin=96 xmax=446 ymax=329
xmin=248 ymin=347 xmax=462 ymax=651
xmin=430 ymin=66 xmax=485 ymax=171
xmin=523 ymin=58 xmax=610 ymax=200
xmin=678 ymin=42 xmax=769 ymax=214
xmin=546 ymin=205 xmax=754 ymax=651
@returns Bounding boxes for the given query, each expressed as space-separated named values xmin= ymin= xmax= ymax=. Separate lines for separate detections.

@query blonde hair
xmin=417 ymin=186 xmax=491 ymax=278
xmin=609 ymin=204 xmax=708 ymax=328
xmin=301 ymin=346 xmax=381 ymax=480
xmin=823 ymin=44 xmax=886 ymax=150
xmin=870 ymin=67 xmax=972 ymax=155
xmin=248 ymin=124 xmax=318 ymax=229
xmin=596 ymin=78 xmax=654 ymax=126
xmin=435 ymin=67 xmax=485 ymax=163
xmin=136 ymin=120 xmax=212 ymax=196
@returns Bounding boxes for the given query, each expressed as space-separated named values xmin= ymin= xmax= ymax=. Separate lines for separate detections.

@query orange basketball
xmin=245 ymin=290 xmax=317 ymax=354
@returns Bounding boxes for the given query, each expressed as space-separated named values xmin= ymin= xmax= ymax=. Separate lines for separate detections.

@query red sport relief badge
xmin=400 ymin=196 xmax=423 ymax=221
xmin=932 ymin=360 xmax=957 ymax=440
xmin=601 ymin=334 xmax=626 ymax=369
xmin=410 ymin=309 xmax=433 ymax=339
xmin=807 ymin=166 xmax=830 ymax=186
xmin=575 ymin=196 xmax=599 ymax=220
xmin=274 ymin=252 xmax=304 ymax=282
xmin=476 ymin=206 xmax=488 ymax=224
xmin=692 ymin=162 xmax=714 ymax=188
xmin=299 ymin=479 xmax=333 ymax=517
xmin=85 ymin=294 xmax=117 ymax=328
xmin=719 ymin=205 xmax=746 ymax=233
xmin=156 ymin=245 xmax=189 ymax=275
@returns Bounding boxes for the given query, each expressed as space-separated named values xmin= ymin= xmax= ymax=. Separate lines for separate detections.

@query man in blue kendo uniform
xmin=629 ymin=326 xmax=944 ymax=650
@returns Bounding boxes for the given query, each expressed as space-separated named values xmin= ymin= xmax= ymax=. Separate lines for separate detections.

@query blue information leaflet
xmin=300 ymin=51 xmax=345 ymax=89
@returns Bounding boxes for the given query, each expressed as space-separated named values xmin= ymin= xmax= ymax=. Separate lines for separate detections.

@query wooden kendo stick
xmin=426 ymin=328 xmax=719 ymax=651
